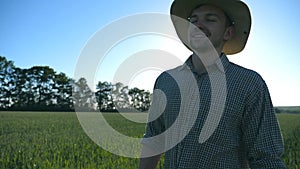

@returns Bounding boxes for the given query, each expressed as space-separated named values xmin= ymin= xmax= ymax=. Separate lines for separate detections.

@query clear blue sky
xmin=1 ymin=0 xmax=299 ymax=106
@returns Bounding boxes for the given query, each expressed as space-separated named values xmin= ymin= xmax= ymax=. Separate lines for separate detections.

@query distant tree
xmin=95 ymin=81 xmax=152 ymax=112
xmin=274 ymin=108 xmax=281 ymax=114
xmin=53 ymin=73 xmax=74 ymax=111
xmin=0 ymin=56 xmax=153 ymax=112
xmin=112 ymin=82 xmax=131 ymax=112
xmin=142 ymin=90 xmax=151 ymax=111
xmin=0 ymin=56 xmax=16 ymax=109
xmin=72 ymin=77 xmax=96 ymax=111
xmin=129 ymin=87 xmax=151 ymax=112
xmin=8 ymin=63 xmax=74 ymax=111
xmin=20 ymin=66 xmax=56 ymax=110
xmin=10 ymin=68 xmax=30 ymax=110
xmin=95 ymin=81 xmax=115 ymax=111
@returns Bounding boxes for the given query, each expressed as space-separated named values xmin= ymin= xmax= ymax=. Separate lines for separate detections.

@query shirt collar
xmin=179 ymin=53 xmax=230 ymax=74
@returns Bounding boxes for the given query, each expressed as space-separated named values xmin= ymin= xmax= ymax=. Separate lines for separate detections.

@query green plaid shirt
xmin=142 ymin=54 xmax=285 ymax=168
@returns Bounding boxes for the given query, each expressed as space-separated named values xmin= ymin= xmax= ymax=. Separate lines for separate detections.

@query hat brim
xmin=170 ymin=0 xmax=251 ymax=55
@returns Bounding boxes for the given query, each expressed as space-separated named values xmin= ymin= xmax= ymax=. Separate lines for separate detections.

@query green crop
xmin=0 ymin=112 xmax=299 ymax=168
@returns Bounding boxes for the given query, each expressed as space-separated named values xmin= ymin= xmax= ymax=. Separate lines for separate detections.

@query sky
xmin=1 ymin=0 xmax=299 ymax=106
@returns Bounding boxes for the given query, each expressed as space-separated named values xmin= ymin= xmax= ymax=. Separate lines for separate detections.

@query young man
xmin=139 ymin=0 xmax=285 ymax=168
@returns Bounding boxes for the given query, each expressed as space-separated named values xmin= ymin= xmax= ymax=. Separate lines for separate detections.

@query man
xmin=139 ymin=0 xmax=285 ymax=168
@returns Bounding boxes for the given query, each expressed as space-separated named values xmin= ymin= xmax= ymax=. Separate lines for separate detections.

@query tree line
xmin=0 ymin=56 xmax=151 ymax=112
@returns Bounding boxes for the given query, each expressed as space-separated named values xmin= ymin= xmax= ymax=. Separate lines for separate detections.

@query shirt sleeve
xmin=241 ymin=77 xmax=286 ymax=168
xmin=141 ymin=74 xmax=166 ymax=152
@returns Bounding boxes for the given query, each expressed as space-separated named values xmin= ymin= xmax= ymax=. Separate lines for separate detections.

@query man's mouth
xmin=192 ymin=32 xmax=210 ymax=38
xmin=191 ymin=29 xmax=211 ymax=38
xmin=192 ymin=34 xmax=207 ymax=38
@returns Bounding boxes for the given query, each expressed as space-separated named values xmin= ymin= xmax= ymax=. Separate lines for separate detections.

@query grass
xmin=0 ymin=112 xmax=148 ymax=169
xmin=0 ymin=111 xmax=299 ymax=168
xmin=277 ymin=113 xmax=300 ymax=168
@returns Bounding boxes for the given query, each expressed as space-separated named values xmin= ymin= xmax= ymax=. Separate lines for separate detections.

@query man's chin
xmin=189 ymin=41 xmax=215 ymax=54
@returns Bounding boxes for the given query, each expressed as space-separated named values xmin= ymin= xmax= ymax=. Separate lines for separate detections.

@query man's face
xmin=187 ymin=5 xmax=233 ymax=54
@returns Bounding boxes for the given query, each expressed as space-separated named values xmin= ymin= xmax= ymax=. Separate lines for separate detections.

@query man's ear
xmin=224 ymin=26 xmax=235 ymax=41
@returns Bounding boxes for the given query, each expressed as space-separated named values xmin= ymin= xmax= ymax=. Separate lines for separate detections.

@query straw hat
xmin=170 ymin=0 xmax=251 ymax=54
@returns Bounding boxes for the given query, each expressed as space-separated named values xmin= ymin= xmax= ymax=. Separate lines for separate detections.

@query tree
xmin=10 ymin=68 xmax=30 ymax=110
xmin=112 ymin=82 xmax=131 ymax=112
xmin=72 ymin=78 xmax=96 ymax=111
xmin=95 ymin=81 xmax=152 ymax=112
xmin=6 ymin=62 xmax=74 ymax=111
xmin=53 ymin=73 xmax=74 ymax=111
xmin=129 ymin=87 xmax=151 ymax=112
xmin=19 ymin=66 xmax=57 ymax=110
xmin=0 ymin=56 xmax=152 ymax=112
xmin=0 ymin=56 xmax=16 ymax=109
xmin=95 ymin=81 xmax=115 ymax=112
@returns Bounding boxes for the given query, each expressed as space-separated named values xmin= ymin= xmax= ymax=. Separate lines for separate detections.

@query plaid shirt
xmin=142 ymin=54 xmax=285 ymax=168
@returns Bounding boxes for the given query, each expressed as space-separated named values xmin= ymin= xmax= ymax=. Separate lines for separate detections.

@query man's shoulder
xmin=157 ymin=65 xmax=184 ymax=79
xmin=227 ymin=62 xmax=267 ymax=87
xmin=153 ymin=65 xmax=187 ymax=89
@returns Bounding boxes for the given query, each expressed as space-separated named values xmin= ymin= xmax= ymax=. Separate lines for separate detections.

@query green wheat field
xmin=1 ymin=111 xmax=299 ymax=169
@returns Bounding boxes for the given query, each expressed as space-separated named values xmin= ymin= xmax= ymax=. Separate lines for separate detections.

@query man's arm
xmin=242 ymin=78 xmax=285 ymax=168
xmin=139 ymin=145 xmax=161 ymax=169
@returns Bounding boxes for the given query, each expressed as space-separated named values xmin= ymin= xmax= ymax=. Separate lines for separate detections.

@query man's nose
xmin=193 ymin=20 xmax=206 ymax=30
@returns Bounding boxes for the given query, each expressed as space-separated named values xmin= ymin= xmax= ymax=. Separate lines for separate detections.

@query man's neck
xmin=191 ymin=52 xmax=222 ymax=75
